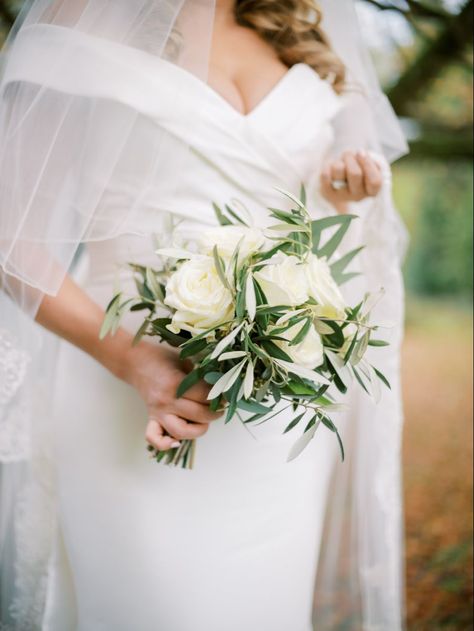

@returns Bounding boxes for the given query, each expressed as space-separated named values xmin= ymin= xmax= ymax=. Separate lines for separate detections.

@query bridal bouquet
xmin=101 ymin=189 xmax=390 ymax=469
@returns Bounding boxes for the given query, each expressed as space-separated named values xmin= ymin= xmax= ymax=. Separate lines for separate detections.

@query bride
xmin=0 ymin=1 xmax=409 ymax=629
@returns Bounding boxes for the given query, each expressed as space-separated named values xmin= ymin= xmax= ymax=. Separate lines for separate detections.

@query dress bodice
xmin=7 ymin=24 xmax=342 ymax=236
xmin=81 ymin=56 xmax=343 ymax=282
xmin=154 ymin=61 xmax=342 ymax=224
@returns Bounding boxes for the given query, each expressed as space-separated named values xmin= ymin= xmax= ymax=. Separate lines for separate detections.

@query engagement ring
xmin=331 ymin=179 xmax=348 ymax=191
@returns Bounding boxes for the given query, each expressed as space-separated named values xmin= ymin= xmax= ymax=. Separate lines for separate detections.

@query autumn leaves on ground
xmin=403 ymin=298 xmax=473 ymax=630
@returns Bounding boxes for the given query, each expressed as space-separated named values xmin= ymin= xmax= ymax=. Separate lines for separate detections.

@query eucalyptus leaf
xmin=151 ymin=319 xmax=189 ymax=347
xmin=218 ymin=351 xmax=247 ymax=361
xmin=368 ymin=339 xmax=390 ymax=347
xmin=373 ymin=366 xmax=391 ymax=390
xmin=365 ymin=362 xmax=382 ymax=403
xmin=276 ymin=309 xmax=308 ymax=326
xmin=237 ymin=400 xmax=272 ymax=415
xmin=245 ymin=274 xmax=257 ymax=321
xmin=267 ymin=223 xmax=308 ymax=233
xmin=213 ymin=202 xmax=233 ymax=226
xmin=325 ymin=350 xmax=352 ymax=386
xmin=176 ymin=369 xmax=202 ymax=398
xmin=247 ymin=338 xmax=269 ymax=362
xmin=256 ymin=379 xmax=272 ymax=402
xmin=213 ymin=246 xmax=232 ymax=291
xmin=210 ymin=323 xmax=245 ymax=359
xmin=268 ymin=208 xmax=300 ymax=224
xmin=330 ymin=246 xmax=364 ymax=278
xmin=320 ymin=320 xmax=345 ymax=348
xmin=243 ymin=360 xmax=254 ymax=399
xmin=287 ymin=417 xmax=320 ymax=462
xmin=320 ymin=415 xmax=345 ymax=462
xmin=256 ymin=305 xmax=288 ymax=315
xmin=130 ymin=302 xmax=154 ymax=312
xmin=352 ymin=365 xmax=370 ymax=395
xmin=271 ymin=383 xmax=282 ymax=403
xmin=132 ymin=318 xmax=150 ymax=346
xmin=283 ymin=412 xmax=306 ymax=434
xmin=285 ymin=381 xmax=318 ymax=396
xmin=207 ymin=360 xmax=247 ymax=400
xmin=315 ymin=320 xmax=335 ymax=335
xmin=352 ymin=330 xmax=370 ymax=365
xmin=311 ymin=214 xmax=358 ymax=257
xmin=343 ymin=330 xmax=359 ymax=364
xmin=261 ymin=340 xmax=293 ymax=362
xmin=361 ymin=288 xmax=386 ymax=318
xmin=274 ymin=359 xmax=331 ymax=386
xmin=225 ymin=203 xmax=249 ymax=226
xmin=289 ymin=319 xmax=312 ymax=347
xmin=99 ymin=294 xmax=122 ymax=340
xmin=299 ymin=184 xmax=307 ymax=207
xmin=180 ymin=338 xmax=208 ymax=360
xmin=336 ymin=271 xmax=361 ymax=286
xmin=204 ymin=372 xmax=223 ymax=385
xmin=274 ymin=186 xmax=306 ymax=210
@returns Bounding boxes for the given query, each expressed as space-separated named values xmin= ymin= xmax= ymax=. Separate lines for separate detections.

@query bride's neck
xmin=214 ymin=0 xmax=236 ymax=25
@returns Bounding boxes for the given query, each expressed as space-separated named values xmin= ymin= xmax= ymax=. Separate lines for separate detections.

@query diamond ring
xmin=331 ymin=179 xmax=348 ymax=191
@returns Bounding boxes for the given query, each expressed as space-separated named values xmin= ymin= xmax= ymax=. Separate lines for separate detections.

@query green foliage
xmin=394 ymin=160 xmax=473 ymax=298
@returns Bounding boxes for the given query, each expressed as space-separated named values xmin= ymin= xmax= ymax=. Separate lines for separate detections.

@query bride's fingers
xmin=160 ymin=413 xmax=209 ymax=441
xmin=343 ymin=152 xmax=364 ymax=198
xmin=356 ymin=152 xmax=382 ymax=197
xmin=174 ymin=398 xmax=222 ymax=424
xmin=330 ymin=159 xmax=346 ymax=186
xmin=145 ymin=418 xmax=179 ymax=452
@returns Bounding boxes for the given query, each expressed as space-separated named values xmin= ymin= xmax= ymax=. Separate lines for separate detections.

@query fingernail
xmin=171 ymin=441 xmax=181 ymax=449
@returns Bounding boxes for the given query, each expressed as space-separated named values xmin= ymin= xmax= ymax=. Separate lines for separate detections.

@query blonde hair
xmin=235 ymin=0 xmax=346 ymax=93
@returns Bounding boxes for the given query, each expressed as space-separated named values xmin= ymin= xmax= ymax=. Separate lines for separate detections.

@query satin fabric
xmin=33 ymin=58 xmax=343 ymax=631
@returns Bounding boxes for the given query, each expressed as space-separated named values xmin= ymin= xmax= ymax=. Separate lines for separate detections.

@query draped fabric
xmin=0 ymin=3 xmax=408 ymax=629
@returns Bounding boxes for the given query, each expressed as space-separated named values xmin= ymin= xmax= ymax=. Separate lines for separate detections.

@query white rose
xmin=255 ymin=254 xmax=309 ymax=307
xmin=165 ymin=256 xmax=234 ymax=335
xmin=275 ymin=321 xmax=324 ymax=370
xmin=305 ymin=254 xmax=346 ymax=316
xmin=200 ymin=225 xmax=265 ymax=260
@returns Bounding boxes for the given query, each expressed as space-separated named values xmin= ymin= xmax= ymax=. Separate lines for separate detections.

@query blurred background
xmin=1 ymin=1 xmax=472 ymax=628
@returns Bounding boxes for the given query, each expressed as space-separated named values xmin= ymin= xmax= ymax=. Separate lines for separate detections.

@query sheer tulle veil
xmin=0 ymin=1 xmax=408 ymax=629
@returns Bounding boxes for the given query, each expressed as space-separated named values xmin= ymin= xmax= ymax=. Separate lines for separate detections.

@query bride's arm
xmin=36 ymin=275 xmax=221 ymax=450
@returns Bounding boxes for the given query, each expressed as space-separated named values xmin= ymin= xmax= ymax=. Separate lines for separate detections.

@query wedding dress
xmin=1 ymin=14 xmax=407 ymax=631
xmin=45 ymin=60 xmax=348 ymax=631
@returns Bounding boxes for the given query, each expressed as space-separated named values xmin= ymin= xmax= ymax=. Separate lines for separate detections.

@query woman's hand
xmin=320 ymin=150 xmax=383 ymax=213
xmin=123 ymin=341 xmax=222 ymax=452
xmin=35 ymin=275 xmax=220 ymax=453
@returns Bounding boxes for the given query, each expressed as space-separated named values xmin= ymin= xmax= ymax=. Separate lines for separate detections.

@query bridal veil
xmin=0 ymin=1 xmax=408 ymax=629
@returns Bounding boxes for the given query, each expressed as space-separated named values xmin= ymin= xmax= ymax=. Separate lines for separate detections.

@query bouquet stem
xmin=149 ymin=439 xmax=196 ymax=470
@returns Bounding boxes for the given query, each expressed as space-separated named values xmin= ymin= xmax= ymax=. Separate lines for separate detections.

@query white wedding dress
xmin=2 ymin=51 xmax=406 ymax=631
xmin=46 ymin=62 xmax=344 ymax=631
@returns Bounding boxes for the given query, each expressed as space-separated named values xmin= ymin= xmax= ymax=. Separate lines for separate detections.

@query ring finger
xmin=330 ymin=160 xmax=346 ymax=189
xmin=343 ymin=152 xmax=364 ymax=198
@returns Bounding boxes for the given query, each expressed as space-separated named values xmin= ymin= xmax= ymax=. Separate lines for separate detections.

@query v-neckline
xmin=202 ymin=63 xmax=306 ymax=119
xmin=166 ymin=60 xmax=308 ymax=120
